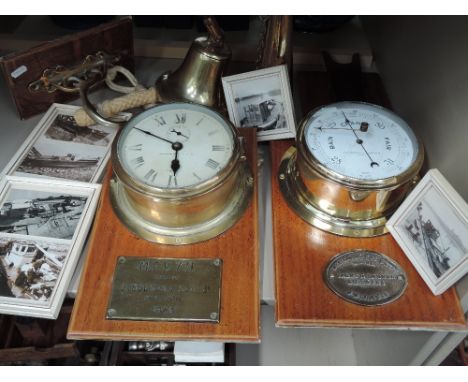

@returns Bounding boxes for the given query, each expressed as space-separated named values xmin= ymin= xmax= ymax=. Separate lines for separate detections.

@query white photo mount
xmin=1 ymin=103 xmax=116 ymax=184
xmin=0 ymin=176 xmax=101 ymax=318
xmin=387 ymin=169 xmax=468 ymax=295
xmin=222 ymin=65 xmax=296 ymax=142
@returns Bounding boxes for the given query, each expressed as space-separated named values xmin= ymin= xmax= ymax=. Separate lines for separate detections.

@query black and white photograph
xmin=45 ymin=114 xmax=113 ymax=147
xmin=0 ymin=236 xmax=69 ymax=304
xmin=0 ymin=176 xmax=101 ymax=318
xmin=222 ymin=65 xmax=296 ymax=141
xmin=387 ymin=169 xmax=468 ymax=295
xmin=15 ymin=138 xmax=105 ymax=183
xmin=0 ymin=188 xmax=88 ymax=240
xmin=2 ymin=103 xmax=115 ymax=183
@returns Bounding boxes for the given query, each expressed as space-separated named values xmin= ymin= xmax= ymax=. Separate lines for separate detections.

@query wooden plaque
xmin=68 ymin=129 xmax=259 ymax=342
xmin=271 ymin=69 xmax=466 ymax=329
xmin=0 ymin=17 xmax=134 ymax=119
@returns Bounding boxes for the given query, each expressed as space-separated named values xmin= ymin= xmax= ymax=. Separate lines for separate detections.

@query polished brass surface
xmin=111 ymin=103 xmax=240 ymax=201
xmin=109 ymin=102 xmax=253 ymax=244
xmin=110 ymin=158 xmax=253 ymax=245
xmin=107 ymin=257 xmax=222 ymax=322
xmin=279 ymin=147 xmax=389 ymax=237
xmin=324 ymin=249 xmax=408 ymax=306
xmin=154 ymin=17 xmax=231 ymax=108
xmin=257 ymin=16 xmax=293 ymax=69
xmin=280 ymin=101 xmax=424 ymax=237
xmin=295 ymin=157 xmax=414 ymax=221
xmin=29 ymin=51 xmax=120 ymax=94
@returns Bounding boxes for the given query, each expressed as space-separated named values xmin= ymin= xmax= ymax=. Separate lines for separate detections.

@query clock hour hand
xmin=134 ymin=127 xmax=174 ymax=145
xmin=171 ymin=129 xmax=189 ymax=139
xmin=171 ymin=141 xmax=183 ymax=176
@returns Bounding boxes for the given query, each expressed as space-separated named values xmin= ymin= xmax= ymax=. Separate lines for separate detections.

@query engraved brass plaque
xmin=107 ymin=257 xmax=222 ymax=322
xmin=324 ymin=250 xmax=407 ymax=306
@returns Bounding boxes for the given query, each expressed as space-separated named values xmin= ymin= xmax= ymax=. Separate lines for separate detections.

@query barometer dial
xmin=303 ymin=102 xmax=420 ymax=182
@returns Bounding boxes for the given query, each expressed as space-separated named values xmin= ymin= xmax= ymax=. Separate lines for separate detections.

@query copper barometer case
xmin=279 ymin=101 xmax=424 ymax=237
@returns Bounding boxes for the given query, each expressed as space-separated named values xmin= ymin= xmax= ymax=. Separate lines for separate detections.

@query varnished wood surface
xmin=271 ymin=139 xmax=466 ymax=329
xmin=0 ymin=18 xmax=134 ymax=119
xmin=271 ymin=69 xmax=466 ymax=329
xmin=68 ymin=129 xmax=259 ymax=342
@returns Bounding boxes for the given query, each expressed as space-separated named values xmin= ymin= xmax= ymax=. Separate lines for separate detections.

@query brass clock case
xmin=279 ymin=102 xmax=424 ymax=238
xmin=109 ymin=103 xmax=253 ymax=245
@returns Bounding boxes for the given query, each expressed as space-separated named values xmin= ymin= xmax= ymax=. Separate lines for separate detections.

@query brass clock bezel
xmin=112 ymin=102 xmax=241 ymax=199
xmin=109 ymin=102 xmax=253 ymax=245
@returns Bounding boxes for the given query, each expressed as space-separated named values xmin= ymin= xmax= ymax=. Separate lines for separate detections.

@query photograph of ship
xmin=404 ymin=187 xmax=467 ymax=278
xmin=0 ymin=188 xmax=88 ymax=240
xmin=15 ymin=138 xmax=105 ymax=182
xmin=232 ymin=76 xmax=287 ymax=131
xmin=0 ymin=236 xmax=68 ymax=303
xmin=44 ymin=114 xmax=112 ymax=147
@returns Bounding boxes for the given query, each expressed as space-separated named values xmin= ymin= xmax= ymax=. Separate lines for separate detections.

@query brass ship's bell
xmin=155 ymin=17 xmax=231 ymax=109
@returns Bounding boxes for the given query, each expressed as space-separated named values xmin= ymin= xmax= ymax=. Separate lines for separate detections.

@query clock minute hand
xmin=134 ymin=127 xmax=174 ymax=145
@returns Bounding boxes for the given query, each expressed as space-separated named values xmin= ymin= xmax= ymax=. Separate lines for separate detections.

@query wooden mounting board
xmin=68 ymin=128 xmax=259 ymax=342
xmin=269 ymin=69 xmax=466 ymax=330
xmin=271 ymin=139 xmax=466 ymax=330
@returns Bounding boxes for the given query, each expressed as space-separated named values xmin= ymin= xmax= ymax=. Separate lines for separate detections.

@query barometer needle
xmin=317 ymin=126 xmax=358 ymax=131
xmin=341 ymin=112 xmax=379 ymax=167
xmin=134 ymin=127 xmax=174 ymax=145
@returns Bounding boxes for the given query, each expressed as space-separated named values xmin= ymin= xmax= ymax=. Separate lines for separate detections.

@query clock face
xmin=303 ymin=102 xmax=420 ymax=181
xmin=117 ymin=103 xmax=235 ymax=189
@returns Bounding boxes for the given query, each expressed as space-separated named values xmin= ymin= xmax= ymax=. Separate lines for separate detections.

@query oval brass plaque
xmin=324 ymin=250 xmax=407 ymax=306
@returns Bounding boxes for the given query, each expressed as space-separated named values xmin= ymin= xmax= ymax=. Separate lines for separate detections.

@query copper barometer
xmin=279 ymin=101 xmax=424 ymax=237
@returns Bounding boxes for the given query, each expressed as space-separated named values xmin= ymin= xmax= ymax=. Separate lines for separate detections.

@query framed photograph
xmin=387 ymin=169 xmax=468 ymax=295
xmin=222 ymin=65 xmax=296 ymax=141
xmin=0 ymin=176 xmax=101 ymax=318
xmin=2 ymin=103 xmax=117 ymax=183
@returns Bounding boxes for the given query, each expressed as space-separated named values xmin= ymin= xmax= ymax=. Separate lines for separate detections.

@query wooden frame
xmin=387 ymin=169 xmax=468 ymax=295
xmin=1 ymin=103 xmax=117 ymax=183
xmin=0 ymin=176 xmax=100 ymax=319
xmin=222 ymin=65 xmax=296 ymax=142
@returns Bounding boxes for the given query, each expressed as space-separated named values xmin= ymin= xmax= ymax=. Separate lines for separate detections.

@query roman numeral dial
xmin=118 ymin=105 xmax=235 ymax=189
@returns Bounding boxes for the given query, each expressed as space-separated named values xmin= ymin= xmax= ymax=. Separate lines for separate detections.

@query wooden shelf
xmin=0 ymin=16 xmax=373 ymax=69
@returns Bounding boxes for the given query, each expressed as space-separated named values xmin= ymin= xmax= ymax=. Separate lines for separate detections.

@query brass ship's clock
xmin=279 ymin=101 xmax=424 ymax=237
xmin=110 ymin=102 xmax=253 ymax=244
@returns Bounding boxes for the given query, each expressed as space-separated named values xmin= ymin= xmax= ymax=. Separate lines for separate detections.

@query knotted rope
xmin=74 ymin=66 xmax=157 ymax=127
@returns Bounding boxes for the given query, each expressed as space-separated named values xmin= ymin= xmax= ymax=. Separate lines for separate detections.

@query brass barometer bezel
xmin=279 ymin=101 xmax=424 ymax=237
xmin=110 ymin=102 xmax=253 ymax=245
